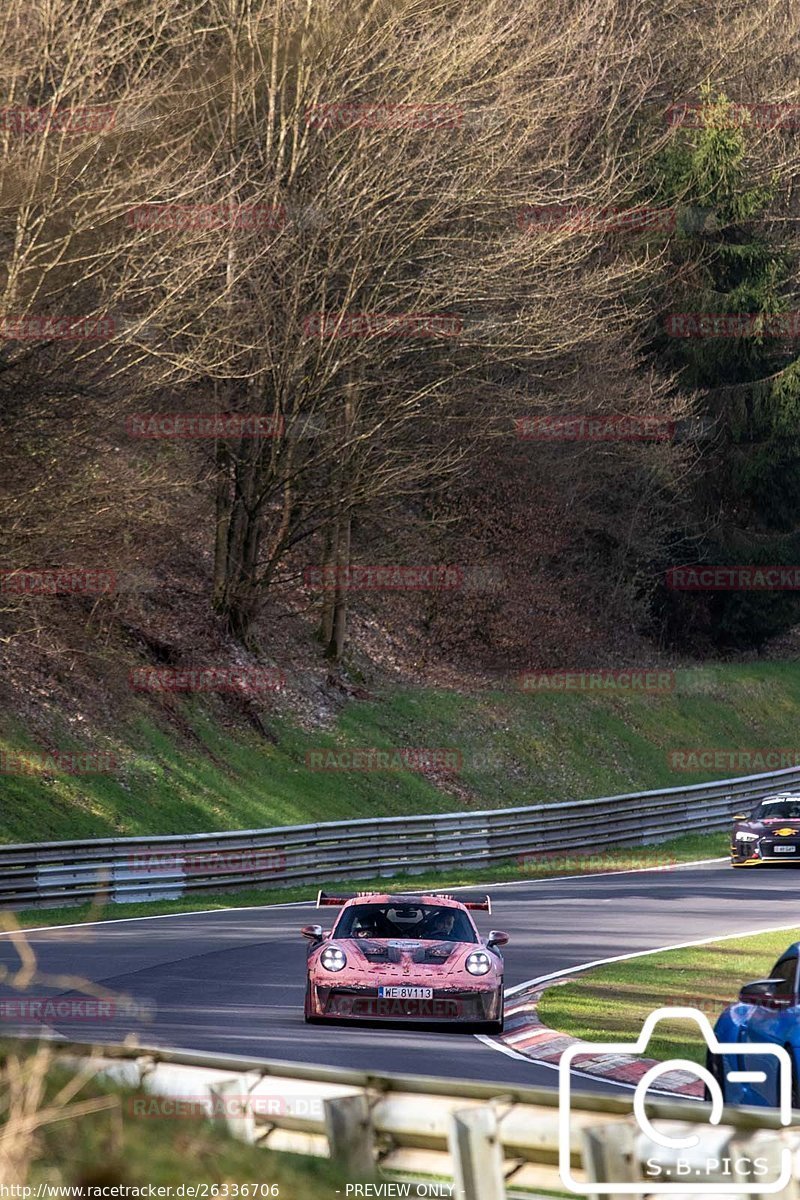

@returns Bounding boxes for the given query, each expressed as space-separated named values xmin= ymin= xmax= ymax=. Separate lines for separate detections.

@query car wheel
xmin=703 ymin=1048 xmax=725 ymax=1102
xmin=784 ymin=1045 xmax=800 ymax=1109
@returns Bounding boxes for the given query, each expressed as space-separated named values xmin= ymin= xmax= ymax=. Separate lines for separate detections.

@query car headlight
xmin=466 ymin=951 xmax=492 ymax=976
xmin=320 ymin=945 xmax=347 ymax=971
xmin=735 ymin=831 xmax=759 ymax=842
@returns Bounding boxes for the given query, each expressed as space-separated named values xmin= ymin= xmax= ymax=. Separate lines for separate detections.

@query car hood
xmin=336 ymin=937 xmax=479 ymax=977
xmin=737 ymin=819 xmax=800 ymax=834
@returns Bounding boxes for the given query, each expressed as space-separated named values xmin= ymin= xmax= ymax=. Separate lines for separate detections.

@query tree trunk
xmin=318 ymin=514 xmax=336 ymax=644
xmin=325 ymin=382 xmax=355 ymax=660
xmin=327 ymin=507 xmax=351 ymax=660
xmin=221 ymin=434 xmax=263 ymax=645
xmin=212 ymin=435 xmax=233 ymax=612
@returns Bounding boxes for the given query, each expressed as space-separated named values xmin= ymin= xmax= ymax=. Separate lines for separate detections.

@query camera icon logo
xmin=558 ymin=1006 xmax=793 ymax=1194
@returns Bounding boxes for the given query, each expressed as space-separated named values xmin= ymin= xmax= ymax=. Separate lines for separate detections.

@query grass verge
xmin=8 ymin=1043 xmax=349 ymax=1198
xmin=1 ymin=661 xmax=799 ymax=843
xmin=537 ymin=926 xmax=800 ymax=1065
xmin=7 ymin=831 xmax=726 ymax=929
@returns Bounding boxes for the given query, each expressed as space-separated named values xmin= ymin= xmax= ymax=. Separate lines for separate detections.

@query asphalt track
xmin=2 ymin=859 xmax=800 ymax=1094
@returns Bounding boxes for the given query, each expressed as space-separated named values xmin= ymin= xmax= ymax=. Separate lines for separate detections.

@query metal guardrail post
xmin=752 ymin=1129 xmax=800 ymax=1200
xmin=323 ymin=1092 xmax=375 ymax=1177
xmin=581 ymin=1122 xmax=642 ymax=1200
xmin=209 ymin=1077 xmax=257 ymax=1144
xmin=633 ymin=1123 xmax=769 ymax=1199
xmin=584 ymin=1118 xmax=799 ymax=1200
xmin=448 ymin=1105 xmax=506 ymax=1200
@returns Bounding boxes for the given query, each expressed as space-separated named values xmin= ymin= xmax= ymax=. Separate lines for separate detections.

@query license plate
xmin=378 ymin=986 xmax=433 ymax=999
xmin=774 ymin=846 xmax=796 ymax=854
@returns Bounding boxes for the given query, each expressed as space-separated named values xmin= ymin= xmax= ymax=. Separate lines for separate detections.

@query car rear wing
xmin=445 ymin=893 xmax=492 ymax=913
xmin=316 ymin=889 xmax=492 ymax=913
xmin=317 ymin=890 xmax=374 ymax=907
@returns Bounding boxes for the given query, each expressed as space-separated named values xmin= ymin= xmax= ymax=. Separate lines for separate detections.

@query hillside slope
xmin=2 ymin=662 xmax=799 ymax=843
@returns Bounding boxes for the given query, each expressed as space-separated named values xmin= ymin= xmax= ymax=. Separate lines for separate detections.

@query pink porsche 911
xmin=302 ymin=891 xmax=507 ymax=1032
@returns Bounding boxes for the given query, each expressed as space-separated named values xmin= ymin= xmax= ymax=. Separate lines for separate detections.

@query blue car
xmin=710 ymin=942 xmax=800 ymax=1107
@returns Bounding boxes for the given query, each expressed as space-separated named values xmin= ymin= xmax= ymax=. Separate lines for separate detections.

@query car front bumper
xmin=731 ymin=840 xmax=800 ymax=865
xmin=307 ymin=983 xmax=503 ymax=1022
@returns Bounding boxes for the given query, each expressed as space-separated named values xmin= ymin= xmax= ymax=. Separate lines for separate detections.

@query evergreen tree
xmin=652 ymin=87 xmax=800 ymax=648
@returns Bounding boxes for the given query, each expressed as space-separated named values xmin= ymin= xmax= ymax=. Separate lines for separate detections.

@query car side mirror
xmin=487 ymin=930 xmax=509 ymax=948
xmin=733 ymin=813 xmax=747 ymax=821
xmin=739 ymin=978 xmax=792 ymax=1008
xmin=301 ymin=924 xmax=323 ymax=941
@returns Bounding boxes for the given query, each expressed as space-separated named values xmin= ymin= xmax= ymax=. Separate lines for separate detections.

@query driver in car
xmin=425 ymin=909 xmax=456 ymax=940
xmin=353 ymin=914 xmax=379 ymax=938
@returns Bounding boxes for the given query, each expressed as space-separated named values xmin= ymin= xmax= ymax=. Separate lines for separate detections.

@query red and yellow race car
xmin=301 ymin=890 xmax=507 ymax=1032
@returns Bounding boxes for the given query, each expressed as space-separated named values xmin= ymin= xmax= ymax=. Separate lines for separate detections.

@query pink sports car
xmin=301 ymin=891 xmax=508 ymax=1032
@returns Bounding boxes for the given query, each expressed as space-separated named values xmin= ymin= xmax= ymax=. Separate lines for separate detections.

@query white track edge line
xmin=0 ymin=854 xmax=728 ymax=938
xmin=480 ymin=918 xmax=800 ymax=1087
xmin=504 ymin=917 xmax=800 ymax=998
xmin=1 ymin=852 xmax=752 ymax=1100
xmin=473 ymin=1035 xmax=695 ymax=1098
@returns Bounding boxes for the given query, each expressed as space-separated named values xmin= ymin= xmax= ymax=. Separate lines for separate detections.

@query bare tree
xmin=4 ymin=0 xmax=799 ymax=665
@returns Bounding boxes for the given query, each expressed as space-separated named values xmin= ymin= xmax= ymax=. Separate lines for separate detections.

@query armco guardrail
xmin=49 ymin=1040 xmax=800 ymax=1200
xmin=3 ymin=764 xmax=800 ymax=909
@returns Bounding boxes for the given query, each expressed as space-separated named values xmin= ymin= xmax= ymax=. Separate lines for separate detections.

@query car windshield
xmin=334 ymin=903 xmax=477 ymax=943
xmin=750 ymin=799 xmax=800 ymax=821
